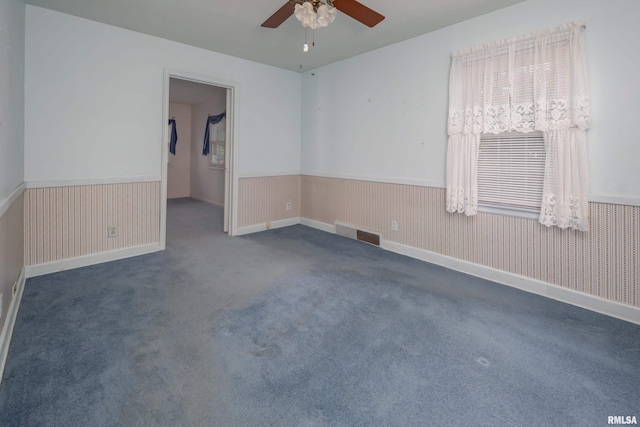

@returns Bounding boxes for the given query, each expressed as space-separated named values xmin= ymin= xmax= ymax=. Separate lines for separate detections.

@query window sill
xmin=478 ymin=205 xmax=539 ymax=221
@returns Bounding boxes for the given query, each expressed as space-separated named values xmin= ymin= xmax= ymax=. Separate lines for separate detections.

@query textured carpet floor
xmin=1 ymin=198 xmax=638 ymax=426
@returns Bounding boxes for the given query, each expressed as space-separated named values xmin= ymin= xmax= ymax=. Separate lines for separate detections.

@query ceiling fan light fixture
xmin=294 ymin=1 xmax=336 ymax=30
xmin=315 ymin=4 xmax=337 ymax=27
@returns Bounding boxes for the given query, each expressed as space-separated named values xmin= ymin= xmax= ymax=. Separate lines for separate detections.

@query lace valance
xmin=447 ymin=21 xmax=590 ymax=136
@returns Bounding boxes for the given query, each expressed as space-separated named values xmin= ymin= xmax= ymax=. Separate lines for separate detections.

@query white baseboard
xmin=25 ymin=243 xmax=162 ymax=278
xmin=300 ymin=217 xmax=640 ymax=325
xmin=300 ymin=218 xmax=336 ymax=234
xmin=381 ymin=240 xmax=640 ymax=325
xmin=0 ymin=268 xmax=26 ymax=386
xmin=189 ymin=195 xmax=224 ymax=208
xmin=236 ymin=217 xmax=301 ymax=236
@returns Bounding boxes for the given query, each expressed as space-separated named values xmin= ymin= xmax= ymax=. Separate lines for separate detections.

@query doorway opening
xmin=161 ymin=72 xmax=237 ymax=249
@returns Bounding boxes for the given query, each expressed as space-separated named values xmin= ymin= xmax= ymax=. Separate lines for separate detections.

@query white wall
xmin=24 ymin=6 xmax=301 ymax=183
xmin=167 ymin=103 xmax=191 ymax=199
xmin=301 ymin=0 xmax=640 ymax=203
xmin=190 ymin=89 xmax=226 ymax=206
xmin=0 ymin=0 xmax=24 ymax=199
xmin=23 ymin=1 xmax=639 ymax=200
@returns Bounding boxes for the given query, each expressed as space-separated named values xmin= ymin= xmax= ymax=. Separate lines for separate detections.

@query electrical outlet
xmin=391 ymin=220 xmax=398 ymax=232
xmin=107 ymin=226 xmax=118 ymax=238
xmin=286 ymin=202 xmax=292 ymax=211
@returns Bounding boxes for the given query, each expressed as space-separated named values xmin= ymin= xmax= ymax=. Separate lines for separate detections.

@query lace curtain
xmin=446 ymin=21 xmax=591 ymax=230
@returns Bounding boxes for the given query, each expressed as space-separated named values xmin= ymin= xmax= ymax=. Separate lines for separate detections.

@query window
xmin=203 ymin=113 xmax=226 ymax=168
xmin=211 ymin=140 xmax=225 ymax=167
xmin=210 ymin=117 xmax=226 ymax=168
xmin=446 ymin=21 xmax=590 ymax=230
xmin=477 ymin=131 xmax=545 ymax=217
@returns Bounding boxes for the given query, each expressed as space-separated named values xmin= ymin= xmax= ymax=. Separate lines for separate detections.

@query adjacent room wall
xmin=0 ymin=0 xmax=25 ymax=338
xmin=300 ymin=0 xmax=640 ymax=315
xmin=167 ymin=103 xmax=192 ymax=199
xmin=190 ymin=87 xmax=226 ymax=206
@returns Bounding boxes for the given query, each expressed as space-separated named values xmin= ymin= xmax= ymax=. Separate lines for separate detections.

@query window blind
xmin=477 ymin=131 xmax=545 ymax=212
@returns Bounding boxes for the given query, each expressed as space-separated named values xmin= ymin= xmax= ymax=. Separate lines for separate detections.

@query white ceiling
xmin=24 ymin=0 xmax=526 ymax=72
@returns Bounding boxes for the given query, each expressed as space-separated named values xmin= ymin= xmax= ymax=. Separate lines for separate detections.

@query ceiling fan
xmin=262 ymin=0 xmax=385 ymax=29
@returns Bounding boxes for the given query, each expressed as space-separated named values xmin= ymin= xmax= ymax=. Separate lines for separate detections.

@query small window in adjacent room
xmin=477 ymin=131 xmax=545 ymax=218
xmin=211 ymin=140 xmax=225 ymax=167
xmin=210 ymin=117 xmax=226 ymax=168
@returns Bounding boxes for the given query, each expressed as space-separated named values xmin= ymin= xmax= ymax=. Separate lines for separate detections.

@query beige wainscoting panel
xmin=238 ymin=175 xmax=301 ymax=228
xmin=24 ymin=182 xmax=161 ymax=266
xmin=336 ymin=179 xmax=385 ymax=233
xmin=300 ymin=175 xmax=336 ymax=226
xmin=301 ymin=176 xmax=639 ymax=308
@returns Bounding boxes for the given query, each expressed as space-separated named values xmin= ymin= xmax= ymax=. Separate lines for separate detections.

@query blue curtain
xmin=168 ymin=119 xmax=178 ymax=155
xmin=202 ymin=113 xmax=226 ymax=155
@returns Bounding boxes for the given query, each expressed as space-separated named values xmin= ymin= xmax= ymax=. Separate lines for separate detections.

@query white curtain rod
xmin=452 ymin=20 xmax=585 ymax=58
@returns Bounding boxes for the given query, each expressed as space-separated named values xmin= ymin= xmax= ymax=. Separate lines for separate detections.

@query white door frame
xmin=160 ymin=69 xmax=240 ymax=249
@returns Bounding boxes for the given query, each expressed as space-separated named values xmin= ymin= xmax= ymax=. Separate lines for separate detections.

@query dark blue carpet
xmin=1 ymin=199 xmax=638 ymax=426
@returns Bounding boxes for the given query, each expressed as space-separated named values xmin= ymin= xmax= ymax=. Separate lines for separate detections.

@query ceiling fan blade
xmin=261 ymin=1 xmax=297 ymax=28
xmin=332 ymin=0 xmax=385 ymax=27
